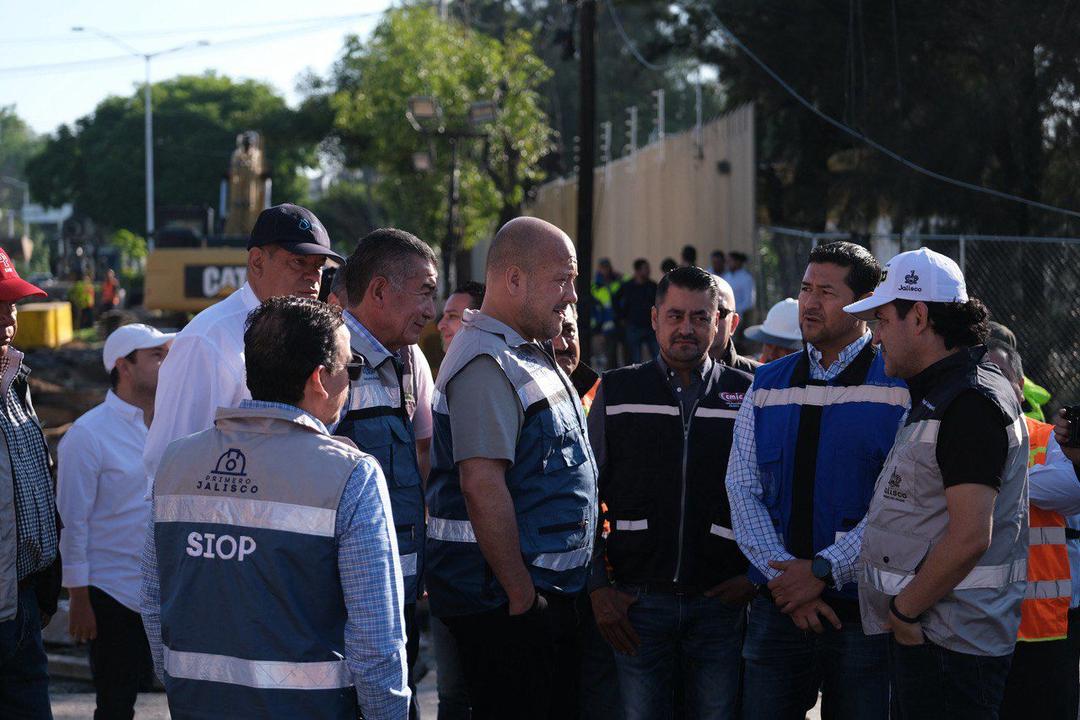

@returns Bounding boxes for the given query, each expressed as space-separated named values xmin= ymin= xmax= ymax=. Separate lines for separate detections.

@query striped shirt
xmin=725 ymin=333 xmax=873 ymax=586
xmin=140 ymin=400 xmax=410 ymax=719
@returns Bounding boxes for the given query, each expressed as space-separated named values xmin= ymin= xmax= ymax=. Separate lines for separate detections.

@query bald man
xmin=709 ymin=274 xmax=761 ymax=374
xmin=426 ymin=217 xmax=599 ymax=719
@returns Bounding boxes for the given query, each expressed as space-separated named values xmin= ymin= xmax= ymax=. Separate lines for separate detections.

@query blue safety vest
xmin=751 ymin=343 xmax=908 ymax=600
xmin=337 ymin=321 xmax=426 ymax=603
xmin=154 ymin=405 xmax=364 ymax=720
xmin=426 ymin=310 xmax=598 ymax=618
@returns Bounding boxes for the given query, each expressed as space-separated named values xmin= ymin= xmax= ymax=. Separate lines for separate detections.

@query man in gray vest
xmin=141 ymin=296 xmax=410 ymax=720
xmin=845 ymin=248 xmax=1029 ymax=718
xmin=426 ymin=217 xmax=597 ymax=719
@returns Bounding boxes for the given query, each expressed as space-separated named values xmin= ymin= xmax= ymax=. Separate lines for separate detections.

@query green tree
xmin=0 ymin=107 xmax=43 ymax=223
xmin=26 ymin=73 xmax=331 ymax=234
xmin=327 ymin=6 xmax=555 ymax=250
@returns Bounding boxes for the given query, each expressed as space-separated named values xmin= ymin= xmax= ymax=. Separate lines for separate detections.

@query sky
xmin=1 ymin=0 xmax=393 ymax=136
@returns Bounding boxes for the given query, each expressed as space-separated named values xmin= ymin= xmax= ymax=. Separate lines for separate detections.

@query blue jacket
xmin=751 ymin=344 xmax=906 ymax=600
xmin=426 ymin=311 xmax=598 ymax=618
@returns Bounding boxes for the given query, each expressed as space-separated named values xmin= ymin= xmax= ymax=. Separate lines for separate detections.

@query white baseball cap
xmin=843 ymin=247 xmax=968 ymax=320
xmin=103 ymin=324 xmax=175 ymax=372
xmin=744 ymin=298 xmax=802 ymax=350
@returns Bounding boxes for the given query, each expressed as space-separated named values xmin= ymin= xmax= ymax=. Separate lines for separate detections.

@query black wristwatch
xmin=811 ymin=555 xmax=835 ymax=588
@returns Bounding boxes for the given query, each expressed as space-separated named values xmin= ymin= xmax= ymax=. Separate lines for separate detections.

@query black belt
xmin=1066 ymin=528 xmax=1080 ymax=541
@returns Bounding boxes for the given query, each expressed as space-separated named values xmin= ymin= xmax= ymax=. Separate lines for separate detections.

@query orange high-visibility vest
xmin=1018 ymin=417 xmax=1072 ymax=641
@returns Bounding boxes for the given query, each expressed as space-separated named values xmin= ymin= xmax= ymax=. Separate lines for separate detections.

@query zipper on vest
xmin=673 ymin=397 xmax=700 ymax=582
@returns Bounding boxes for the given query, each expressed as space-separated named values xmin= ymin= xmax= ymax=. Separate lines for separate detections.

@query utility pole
xmin=575 ymin=0 xmax=597 ymax=360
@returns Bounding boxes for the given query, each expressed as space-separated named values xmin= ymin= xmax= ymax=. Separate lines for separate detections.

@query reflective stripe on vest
xmin=1019 ymin=417 xmax=1071 ymax=641
xmin=155 ymin=494 xmax=336 ymax=538
xmin=163 ymin=647 xmax=351 ymax=690
xmin=752 ymin=384 xmax=909 ymax=409
xmin=709 ymin=524 xmax=735 ymax=540
xmin=400 ymin=553 xmax=417 ymax=577
xmin=428 ymin=516 xmax=589 ymax=571
xmin=865 ymin=559 xmax=1028 ymax=596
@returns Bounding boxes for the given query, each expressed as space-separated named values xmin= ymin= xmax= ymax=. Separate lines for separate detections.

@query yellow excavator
xmin=144 ymin=131 xmax=268 ymax=313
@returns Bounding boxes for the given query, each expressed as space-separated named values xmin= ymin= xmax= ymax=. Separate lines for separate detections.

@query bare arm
xmin=894 ymin=483 xmax=996 ymax=618
xmin=459 ymin=456 xmax=535 ymax=615
xmin=415 ymin=437 xmax=431 ymax=488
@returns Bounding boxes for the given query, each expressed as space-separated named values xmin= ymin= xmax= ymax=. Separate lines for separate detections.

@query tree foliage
xmin=26 ymin=73 xmax=331 ymax=235
xmin=672 ymin=0 xmax=1080 ymax=235
xmin=326 ymin=5 xmax=555 ymax=251
xmin=0 ymin=107 xmax=42 ymax=207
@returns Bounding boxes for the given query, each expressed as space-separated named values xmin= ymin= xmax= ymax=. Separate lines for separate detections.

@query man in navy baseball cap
xmin=248 ymin=203 xmax=345 ymax=264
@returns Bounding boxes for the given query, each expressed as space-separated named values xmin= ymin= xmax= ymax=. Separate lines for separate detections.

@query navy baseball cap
xmin=248 ymin=203 xmax=345 ymax=263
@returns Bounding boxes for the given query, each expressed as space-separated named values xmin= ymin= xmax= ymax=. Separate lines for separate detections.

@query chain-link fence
xmin=757 ymin=226 xmax=1080 ymax=417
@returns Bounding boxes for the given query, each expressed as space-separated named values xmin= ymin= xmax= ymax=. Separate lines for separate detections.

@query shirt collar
xmin=238 ymin=282 xmax=260 ymax=311
xmin=343 ymin=310 xmax=394 ymax=366
xmin=461 ymin=309 xmax=536 ymax=349
xmin=0 ymin=347 xmax=24 ymax=397
xmin=104 ymin=390 xmax=145 ymax=424
xmin=806 ymin=332 xmax=871 ymax=379
xmin=905 ymin=346 xmax=982 ymax=406
xmin=238 ymin=399 xmax=329 ymax=435
xmin=656 ymin=353 xmax=713 ymax=382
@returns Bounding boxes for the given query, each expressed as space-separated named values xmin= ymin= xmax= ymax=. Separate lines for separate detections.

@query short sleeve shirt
xmin=445 ymin=356 xmax=524 ymax=464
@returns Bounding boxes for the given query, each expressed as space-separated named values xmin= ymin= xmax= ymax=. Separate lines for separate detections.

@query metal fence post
xmin=959 ymin=236 xmax=966 ymax=275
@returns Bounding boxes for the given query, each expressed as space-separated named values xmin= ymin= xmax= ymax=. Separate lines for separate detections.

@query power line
xmin=0 ymin=11 xmax=385 ymax=45
xmin=603 ymin=0 xmax=674 ymax=72
xmin=702 ymin=6 xmax=1080 ymax=221
xmin=0 ymin=16 xmax=375 ymax=76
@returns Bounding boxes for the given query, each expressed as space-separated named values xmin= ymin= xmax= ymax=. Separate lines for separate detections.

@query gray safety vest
xmin=859 ymin=349 xmax=1029 ymax=657
xmin=154 ymin=405 xmax=367 ymax=719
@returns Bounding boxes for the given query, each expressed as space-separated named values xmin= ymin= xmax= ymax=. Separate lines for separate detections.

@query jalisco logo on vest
xmin=197 ymin=448 xmax=259 ymax=494
xmin=883 ymin=470 xmax=909 ymax=502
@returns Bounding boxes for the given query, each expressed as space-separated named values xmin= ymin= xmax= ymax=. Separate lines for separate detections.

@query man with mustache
xmin=587 ymin=266 xmax=755 ymax=719
xmin=143 ymin=203 xmax=343 ymax=488
xmin=726 ymin=242 xmax=908 ymax=719
xmin=426 ymin=217 xmax=597 ymax=719
xmin=335 ymin=228 xmax=437 ymax=719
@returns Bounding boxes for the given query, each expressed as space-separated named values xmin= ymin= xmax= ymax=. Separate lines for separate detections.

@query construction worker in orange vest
xmin=987 ymin=342 xmax=1080 ymax=719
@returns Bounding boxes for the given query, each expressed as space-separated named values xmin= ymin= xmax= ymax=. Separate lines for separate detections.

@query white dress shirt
xmin=143 ymin=282 xmax=260 ymax=489
xmin=58 ymin=391 xmax=152 ymax=611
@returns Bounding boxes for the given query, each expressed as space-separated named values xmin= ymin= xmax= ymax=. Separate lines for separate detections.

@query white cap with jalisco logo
xmin=843 ymin=247 xmax=968 ymax=320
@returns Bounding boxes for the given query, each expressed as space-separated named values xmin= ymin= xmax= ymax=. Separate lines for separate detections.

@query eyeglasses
xmin=345 ymin=361 xmax=365 ymax=381
xmin=717 ymin=307 xmax=734 ymax=319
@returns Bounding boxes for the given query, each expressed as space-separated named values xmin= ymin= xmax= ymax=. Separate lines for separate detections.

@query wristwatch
xmin=811 ymin=555 xmax=835 ymax=588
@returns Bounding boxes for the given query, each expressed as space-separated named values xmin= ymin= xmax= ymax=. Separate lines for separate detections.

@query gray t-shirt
xmin=446 ymin=355 xmax=525 ymax=464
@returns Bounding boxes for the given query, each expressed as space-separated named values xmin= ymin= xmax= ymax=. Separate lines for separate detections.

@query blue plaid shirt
xmin=725 ymin=333 xmax=873 ymax=586
xmin=140 ymin=400 xmax=410 ymax=719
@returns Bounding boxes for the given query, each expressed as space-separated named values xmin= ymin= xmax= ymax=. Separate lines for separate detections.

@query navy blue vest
xmin=751 ymin=343 xmax=908 ymax=599
xmin=425 ymin=311 xmax=598 ymax=618
xmin=337 ymin=328 xmax=426 ymax=603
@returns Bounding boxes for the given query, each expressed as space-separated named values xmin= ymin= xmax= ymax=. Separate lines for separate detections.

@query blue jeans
xmin=613 ymin=586 xmax=745 ymax=720
xmin=889 ymin=637 xmax=1012 ymax=720
xmin=0 ymin=587 xmax=52 ymax=719
xmin=579 ymin=592 xmax=623 ymax=720
xmin=431 ymin=615 xmax=470 ymax=720
xmin=624 ymin=325 xmax=659 ymax=365
xmin=742 ymin=594 xmax=887 ymax=720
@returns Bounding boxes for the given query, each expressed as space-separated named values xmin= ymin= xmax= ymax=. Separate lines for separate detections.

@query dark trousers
xmin=87 ymin=587 xmax=153 ymax=720
xmin=1000 ymin=638 xmax=1072 ymax=719
xmin=742 ymin=594 xmax=888 ymax=720
xmin=431 ymin=614 xmax=470 ymax=720
xmin=442 ymin=591 xmax=581 ymax=720
xmin=405 ymin=602 xmax=420 ymax=720
xmin=1067 ymin=608 xmax=1080 ymax=720
xmin=889 ymin=637 xmax=1012 ymax=720
xmin=0 ymin=586 xmax=52 ymax=719
xmin=578 ymin=592 xmax=623 ymax=720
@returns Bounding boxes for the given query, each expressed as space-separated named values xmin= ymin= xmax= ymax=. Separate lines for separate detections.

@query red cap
xmin=0 ymin=249 xmax=46 ymax=303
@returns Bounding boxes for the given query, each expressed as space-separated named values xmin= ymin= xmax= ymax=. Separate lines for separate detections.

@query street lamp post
xmin=72 ymin=27 xmax=208 ymax=250
xmin=406 ymin=96 xmax=493 ymax=292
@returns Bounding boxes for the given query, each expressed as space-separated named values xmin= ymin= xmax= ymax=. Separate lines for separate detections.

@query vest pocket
xmin=607 ymin=503 xmax=653 ymax=562
xmin=861 ymin=525 xmax=932 ymax=595
xmin=756 ymin=443 xmax=783 ymax=507
xmin=540 ymin=425 xmax=588 ymax=474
